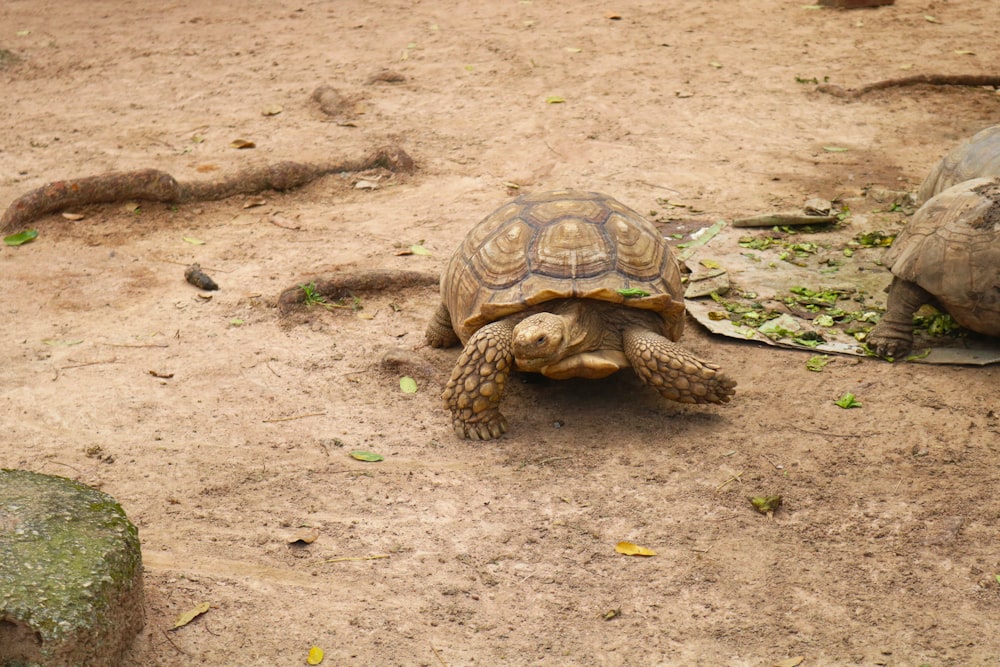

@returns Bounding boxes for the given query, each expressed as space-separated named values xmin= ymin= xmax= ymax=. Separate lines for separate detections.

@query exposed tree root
xmin=817 ymin=74 xmax=1000 ymax=99
xmin=278 ymin=269 xmax=439 ymax=314
xmin=1 ymin=145 xmax=415 ymax=232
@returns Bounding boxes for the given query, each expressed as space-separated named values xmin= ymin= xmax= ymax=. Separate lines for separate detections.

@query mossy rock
xmin=0 ymin=470 xmax=144 ymax=667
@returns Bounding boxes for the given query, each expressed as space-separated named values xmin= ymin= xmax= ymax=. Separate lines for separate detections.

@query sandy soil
xmin=2 ymin=1 xmax=1000 ymax=665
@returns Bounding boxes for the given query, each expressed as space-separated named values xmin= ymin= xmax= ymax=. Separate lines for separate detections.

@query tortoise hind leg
xmin=425 ymin=302 xmax=460 ymax=348
xmin=442 ymin=319 xmax=515 ymax=440
xmin=867 ymin=278 xmax=932 ymax=359
xmin=623 ymin=326 xmax=736 ymax=404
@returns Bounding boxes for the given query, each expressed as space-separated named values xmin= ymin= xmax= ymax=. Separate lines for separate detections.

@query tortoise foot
xmin=442 ymin=319 xmax=515 ymax=440
xmin=866 ymin=323 xmax=913 ymax=359
xmin=624 ymin=327 xmax=736 ymax=404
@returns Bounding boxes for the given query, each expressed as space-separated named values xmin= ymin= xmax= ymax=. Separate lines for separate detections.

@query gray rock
xmin=0 ymin=469 xmax=144 ymax=667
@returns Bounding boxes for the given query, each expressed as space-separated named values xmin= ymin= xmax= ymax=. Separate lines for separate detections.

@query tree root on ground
xmin=1 ymin=145 xmax=415 ymax=232
xmin=278 ymin=269 xmax=439 ymax=314
xmin=817 ymin=74 xmax=1000 ymax=99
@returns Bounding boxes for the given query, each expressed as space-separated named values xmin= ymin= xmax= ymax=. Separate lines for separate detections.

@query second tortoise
xmin=425 ymin=189 xmax=736 ymax=440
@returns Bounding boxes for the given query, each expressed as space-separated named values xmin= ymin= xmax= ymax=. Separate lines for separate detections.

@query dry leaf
xmin=261 ymin=105 xmax=283 ymax=116
xmin=615 ymin=541 xmax=656 ymax=557
xmin=148 ymin=370 xmax=174 ymax=379
xmin=773 ymin=657 xmax=805 ymax=667
xmin=288 ymin=527 xmax=319 ymax=545
xmin=61 ymin=212 xmax=85 ymax=221
xmin=230 ymin=139 xmax=256 ymax=149
xmin=173 ymin=602 xmax=210 ymax=629
xmin=243 ymin=197 xmax=267 ymax=208
xmin=307 ymin=646 xmax=325 ymax=665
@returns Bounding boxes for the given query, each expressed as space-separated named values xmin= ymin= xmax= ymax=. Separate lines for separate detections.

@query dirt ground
xmin=2 ymin=1 xmax=1000 ymax=665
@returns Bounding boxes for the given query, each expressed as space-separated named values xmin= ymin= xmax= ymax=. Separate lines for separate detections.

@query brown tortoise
xmin=425 ymin=189 xmax=737 ymax=440
xmin=867 ymin=177 xmax=1000 ymax=358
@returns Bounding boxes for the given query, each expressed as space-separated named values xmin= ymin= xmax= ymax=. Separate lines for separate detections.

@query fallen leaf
xmin=408 ymin=244 xmax=431 ymax=256
xmin=565 ymin=47 xmax=582 ymax=53
xmin=709 ymin=61 xmax=722 ymax=68
xmin=261 ymin=105 xmax=283 ymax=116
xmin=243 ymin=197 xmax=267 ymax=208
xmin=355 ymin=179 xmax=379 ymax=190
xmin=822 ymin=146 xmax=849 ymax=152
xmin=350 ymin=450 xmax=385 ymax=462
xmin=605 ymin=12 xmax=622 ymax=20
xmin=600 ymin=609 xmax=621 ymax=621
xmin=924 ymin=14 xmax=940 ymax=23
xmin=617 ymin=288 xmax=650 ymax=298
xmin=230 ymin=318 xmax=244 ymax=326
xmin=700 ymin=259 xmax=721 ymax=269
xmin=307 ymin=646 xmax=325 ymax=665
xmin=773 ymin=657 xmax=805 ymax=667
xmin=545 ymin=96 xmax=565 ymax=104
xmin=953 ymin=50 xmax=975 ymax=56
xmin=148 ymin=370 xmax=174 ymax=379
xmin=834 ymin=392 xmax=861 ymax=409
xmin=61 ymin=212 xmax=85 ymax=221
xmin=288 ymin=527 xmax=319 ymax=545
xmin=3 ymin=229 xmax=38 ymax=246
xmin=615 ymin=541 xmax=656 ymax=557
xmin=173 ymin=602 xmax=210 ymax=629
xmin=43 ymin=339 xmax=84 ymax=346
xmin=230 ymin=139 xmax=256 ymax=149
xmin=400 ymin=376 xmax=418 ymax=393
xmin=182 ymin=236 xmax=205 ymax=245
xmin=750 ymin=495 xmax=783 ymax=514
xmin=805 ymin=355 xmax=830 ymax=372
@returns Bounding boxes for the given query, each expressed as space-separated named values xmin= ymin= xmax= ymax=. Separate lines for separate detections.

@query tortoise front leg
xmin=867 ymin=278 xmax=933 ymax=358
xmin=623 ymin=326 xmax=736 ymax=404
xmin=442 ymin=319 xmax=515 ymax=440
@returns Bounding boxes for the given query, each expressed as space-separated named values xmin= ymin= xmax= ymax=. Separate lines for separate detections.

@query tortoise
xmin=425 ymin=189 xmax=737 ymax=440
xmin=867 ymin=176 xmax=1000 ymax=358
xmin=918 ymin=124 xmax=1000 ymax=204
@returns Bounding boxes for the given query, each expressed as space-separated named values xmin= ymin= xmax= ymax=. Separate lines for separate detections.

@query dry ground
xmin=2 ymin=1 xmax=1000 ymax=665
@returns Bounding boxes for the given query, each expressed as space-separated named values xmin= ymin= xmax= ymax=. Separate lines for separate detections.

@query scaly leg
xmin=623 ymin=327 xmax=736 ymax=404
xmin=442 ymin=319 xmax=515 ymax=439
xmin=867 ymin=278 xmax=932 ymax=358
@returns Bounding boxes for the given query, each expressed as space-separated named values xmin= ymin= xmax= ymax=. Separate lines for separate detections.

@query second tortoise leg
xmin=622 ymin=326 xmax=736 ymax=404
xmin=866 ymin=278 xmax=933 ymax=358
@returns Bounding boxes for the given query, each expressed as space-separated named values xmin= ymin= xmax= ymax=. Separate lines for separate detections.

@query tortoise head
xmin=512 ymin=312 xmax=569 ymax=372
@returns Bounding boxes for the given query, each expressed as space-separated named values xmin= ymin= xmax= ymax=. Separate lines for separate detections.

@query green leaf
xmin=805 ymin=355 xmax=830 ymax=372
xmin=4 ymin=229 xmax=38 ymax=246
xmin=400 ymin=376 xmax=418 ymax=393
xmin=835 ymin=392 xmax=861 ymax=409
xmin=750 ymin=495 xmax=782 ymax=514
xmin=350 ymin=450 xmax=384 ymax=462
xmin=545 ymin=96 xmax=565 ymax=104
xmin=617 ymin=288 xmax=650 ymax=298
xmin=823 ymin=146 xmax=849 ymax=152
xmin=183 ymin=236 xmax=205 ymax=245
xmin=408 ymin=244 xmax=431 ymax=256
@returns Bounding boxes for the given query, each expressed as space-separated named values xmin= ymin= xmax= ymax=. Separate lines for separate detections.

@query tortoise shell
xmin=884 ymin=176 xmax=1000 ymax=336
xmin=918 ymin=125 xmax=1000 ymax=204
xmin=440 ymin=189 xmax=686 ymax=343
